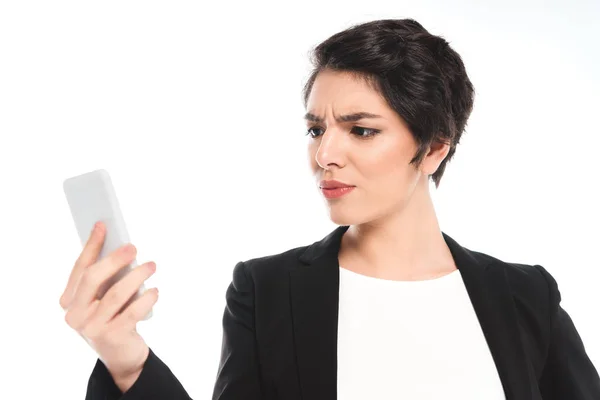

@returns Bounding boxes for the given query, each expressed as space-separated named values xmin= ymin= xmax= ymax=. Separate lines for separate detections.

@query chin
xmin=326 ymin=204 xmax=367 ymax=226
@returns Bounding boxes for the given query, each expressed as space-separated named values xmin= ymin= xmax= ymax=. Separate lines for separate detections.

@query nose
xmin=314 ymin=128 xmax=345 ymax=170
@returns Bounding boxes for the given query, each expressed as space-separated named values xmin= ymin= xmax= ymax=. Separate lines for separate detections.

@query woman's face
xmin=306 ymin=69 xmax=447 ymax=226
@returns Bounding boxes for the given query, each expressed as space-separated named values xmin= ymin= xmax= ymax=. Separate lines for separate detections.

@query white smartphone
xmin=63 ymin=168 xmax=153 ymax=320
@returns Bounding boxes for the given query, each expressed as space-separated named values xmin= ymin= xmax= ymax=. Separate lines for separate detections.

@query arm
xmin=535 ymin=264 xmax=600 ymax=399
xmin=212 ymin=261 xmax=264 ymax=399
xmin=86 ymin=347 xmax=192 ymax=400
xmin=85 ymin=260 xmax=263 ymax=400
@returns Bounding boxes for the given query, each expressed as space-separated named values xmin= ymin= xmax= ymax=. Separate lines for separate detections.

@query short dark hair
xmin=302 ymin=18 xmax=475 ymax=188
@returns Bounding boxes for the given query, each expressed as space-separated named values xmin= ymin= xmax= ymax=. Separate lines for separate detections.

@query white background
xmin=1 ymin=0 xmax=599 ymax=398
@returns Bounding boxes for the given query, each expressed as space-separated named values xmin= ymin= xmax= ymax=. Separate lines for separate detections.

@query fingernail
xmin=147 ymin=262 xmax=156 ymax=272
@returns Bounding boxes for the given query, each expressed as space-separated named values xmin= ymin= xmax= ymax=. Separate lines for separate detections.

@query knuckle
xmin=113 ymin=248 xmax=133 ymax=267
xmin=122 ymin=304 xmax=141 ymax=324
xmin=63 ymin=311 xmax=72 ymax=326
xmin=81 ymin=269 xmax=100 ymax=287
xmin=59 ymin=294 xmax=68 ymax=310
xmin=104 ymin=286 xmax=123 ymax=305
xmin=72 ymin=257 xmax=84 ymax=273
xmin=125 ymin=310 xmax=139 ymax=324
xmin=64 ymin=310 xmax=79 ymax=329
xmin=76 ymin=250 xmax=93 ymax=268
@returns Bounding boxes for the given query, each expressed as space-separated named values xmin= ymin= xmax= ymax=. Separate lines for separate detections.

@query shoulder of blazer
xmin=234 ymin=228 xmax=558 ymax=336
xmin=475 ymin=251 xmax=557 ymax=348
xmin=236 ymin=225 xmax=348 ymax=283
xmin=491 ymin=256 xmax=556 ymax=319
xmin=238 ymin=243 xmax=311 ymax=282
xmin=472 ymin=249 xmax=555 ymax=318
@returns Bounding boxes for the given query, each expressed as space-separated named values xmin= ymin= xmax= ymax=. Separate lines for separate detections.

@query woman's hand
xmin=59 ymin=221 xmax=159 ymax=393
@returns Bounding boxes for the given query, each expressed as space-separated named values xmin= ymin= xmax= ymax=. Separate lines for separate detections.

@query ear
xmin=421 ymin=139 xmax=451 ymax=175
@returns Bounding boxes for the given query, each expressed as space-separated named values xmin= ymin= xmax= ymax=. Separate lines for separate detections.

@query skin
xmin=60 ymin=223 xmax=158 ymax=393
xmin=59 ymin=67 xmax=459 ymax=394
xmin=306 ymin=69 xmax=458 ymax=281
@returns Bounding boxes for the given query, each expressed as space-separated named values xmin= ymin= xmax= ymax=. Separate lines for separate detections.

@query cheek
xmin=358 ymin=144 xmax=415 ymax=195
xmin=358 ymin=142 xmax=400 ymax=177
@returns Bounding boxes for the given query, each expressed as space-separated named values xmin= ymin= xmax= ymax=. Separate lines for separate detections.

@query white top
xmin=337 ymin=266 xmax=506 ymax=399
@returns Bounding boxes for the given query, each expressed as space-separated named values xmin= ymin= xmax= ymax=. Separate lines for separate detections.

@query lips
xmin=319 ymin=184 xmax=355 ymax=199
xmin=319 ymin=180 xmax=355 ymax=189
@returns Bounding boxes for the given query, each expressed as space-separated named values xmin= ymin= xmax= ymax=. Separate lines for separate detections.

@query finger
xmin=78 ymin=300 xmax=102 ymax=344
xmin=111 ymin=287 xmax=159 ymax=331
xmin=72 ymin=242 xmax=138 ymax=309
xmin=60 ymin=222 xmax=106 ymax=309
xmin=79 ymin=221 xmax=108 ymax=268
xmin=64 ymin=297 xmax=101 ymax=333
xmin=65 ymin=245 xmax=136 ymax=328
xmin=88 ymin=261 xmax=156 ymax=327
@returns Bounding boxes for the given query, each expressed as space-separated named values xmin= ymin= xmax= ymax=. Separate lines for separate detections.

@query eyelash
xmin=305 ymin=126 xmax=381 ymax=139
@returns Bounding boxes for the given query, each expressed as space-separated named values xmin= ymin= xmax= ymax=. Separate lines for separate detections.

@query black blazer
xmin=86 ymin=225 xmax=600 ymax=400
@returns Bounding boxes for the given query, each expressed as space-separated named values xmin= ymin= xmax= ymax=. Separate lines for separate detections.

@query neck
xmin=340 ymin=181 xmax=456 ymax=280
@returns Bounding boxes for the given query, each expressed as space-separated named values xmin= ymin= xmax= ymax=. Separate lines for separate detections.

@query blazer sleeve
xmin=212 ymin=260 xmax=264 ymax=399
xmin=534 ymin=264 xmax=600 ymax=399
xmin=86 ymin=347 xmax=192 ymax=400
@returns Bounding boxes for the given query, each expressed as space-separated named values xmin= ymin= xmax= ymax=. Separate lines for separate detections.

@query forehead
xmin=307 ymin=69 xmax=390 ymax=112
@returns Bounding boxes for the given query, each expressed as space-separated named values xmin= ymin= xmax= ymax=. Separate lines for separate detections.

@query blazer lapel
xmin=290 ymin=225 xmax=533 ymax=400
xmin=442 ymin=233 xmax=534 ymax=400
xmin=290 ymin=226 xmax=344 ymax=400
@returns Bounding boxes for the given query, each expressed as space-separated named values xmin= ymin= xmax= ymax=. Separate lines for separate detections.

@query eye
xmin=305 ymin=126 xmax=324 ymax=138
xmin=351 ymin=126 xmax=381 ymax=138
xmin=305 ymin=126 xmax=381 ymax=139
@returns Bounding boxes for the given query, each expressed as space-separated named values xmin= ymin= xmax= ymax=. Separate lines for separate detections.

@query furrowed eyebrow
xmin=303 ymin=111 xmax=383 ymax=123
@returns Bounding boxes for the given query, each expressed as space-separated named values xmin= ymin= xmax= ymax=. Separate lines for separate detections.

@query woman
xmin=61 ymin=18 xmax=600 ymax=399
